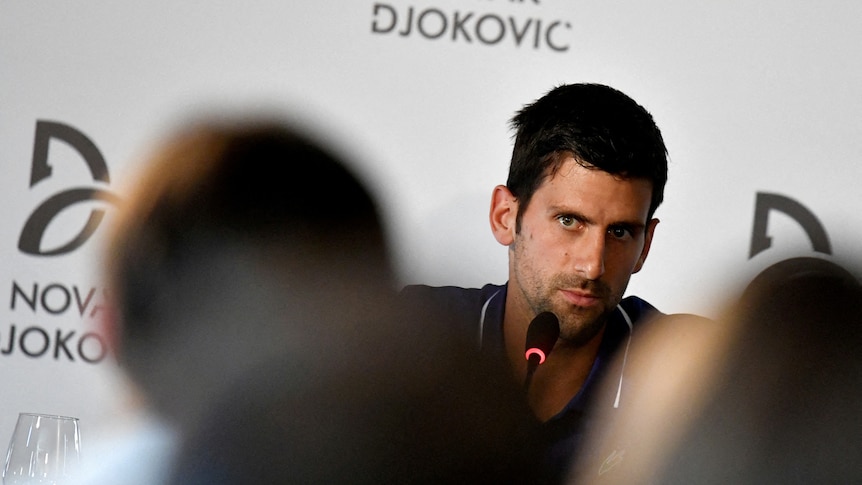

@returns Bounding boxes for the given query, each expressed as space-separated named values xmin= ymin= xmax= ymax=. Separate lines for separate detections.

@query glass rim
xmin=17 ymin=412 xmax=79 ymax=421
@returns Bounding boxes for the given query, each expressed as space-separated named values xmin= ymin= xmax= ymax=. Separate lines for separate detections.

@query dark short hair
xmin=507 ymin=83 xmax=668 ymax=229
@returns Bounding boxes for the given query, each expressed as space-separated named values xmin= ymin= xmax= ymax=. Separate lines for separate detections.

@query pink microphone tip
xmin=525 ymin=348 xmax=547 ymax=364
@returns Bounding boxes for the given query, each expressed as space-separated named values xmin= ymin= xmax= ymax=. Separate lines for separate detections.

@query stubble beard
xmin=527 ymin=274 xmax=620 ymax=348
xmin=511 ymin=236 xmax=623 ymax=348
xmin=556 ymin=305 xmax=611 ymax=347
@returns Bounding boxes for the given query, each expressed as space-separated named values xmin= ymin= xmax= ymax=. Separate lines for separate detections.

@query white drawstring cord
xmin=478 ymin=290 xmax=502 ymax=350
xmin=613 ymin=305 xmax=634 ymax=408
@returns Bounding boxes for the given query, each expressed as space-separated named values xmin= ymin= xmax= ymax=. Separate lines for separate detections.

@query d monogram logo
xmin=18 ymin=120 xmax=121 ymax=256
xmin=749 ymin=192 xmax=831 ymax=259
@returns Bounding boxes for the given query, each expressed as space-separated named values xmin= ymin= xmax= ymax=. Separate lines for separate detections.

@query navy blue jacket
xmin=399 ymin=282 xmax=661 ymax=483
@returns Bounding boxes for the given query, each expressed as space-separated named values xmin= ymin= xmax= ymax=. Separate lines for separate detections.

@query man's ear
xmin=490 ymin=185 xmax=518 ymax=246
xmin=633 ymin=218 xmax=660 ymax=273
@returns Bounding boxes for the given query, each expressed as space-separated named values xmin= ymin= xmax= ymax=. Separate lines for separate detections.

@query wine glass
xmin=2 ymin=413 xmax=81 ymax=484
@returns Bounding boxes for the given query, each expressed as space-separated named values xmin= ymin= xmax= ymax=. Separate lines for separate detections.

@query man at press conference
xmin=401 ymin=83 xmax=679 ymax=483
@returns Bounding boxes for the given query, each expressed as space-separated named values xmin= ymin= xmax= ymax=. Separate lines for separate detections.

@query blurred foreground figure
xmin=104 ymin=120 xmax=395 ymax=435
xmin=568 ymin=257 xmax=862 ymax=484
xmin=167 ymin=319 xmax=542 ymax=484
xmin=82 ymin=119 xmax=541 ymax=484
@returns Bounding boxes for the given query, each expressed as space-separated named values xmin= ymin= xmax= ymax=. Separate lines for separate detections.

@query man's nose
xmin=572 ymin=230 xmax=606 ymax=280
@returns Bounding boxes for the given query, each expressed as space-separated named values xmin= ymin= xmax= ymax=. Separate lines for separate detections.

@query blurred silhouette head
xmin=103 ymin=119 xmax=394 ymax=431
xmin=569 ymin=257 xmax=862 ymax=484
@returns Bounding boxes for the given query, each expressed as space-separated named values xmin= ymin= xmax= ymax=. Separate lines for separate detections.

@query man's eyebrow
xmin=610 ymin=220 xmax=647 ymax=230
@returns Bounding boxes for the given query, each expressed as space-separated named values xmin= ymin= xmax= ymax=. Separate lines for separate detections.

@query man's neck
xmin=503 ymin=299 xmax=606 ymax=422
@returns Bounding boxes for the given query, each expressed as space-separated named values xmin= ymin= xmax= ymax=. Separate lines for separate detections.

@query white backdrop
xmin=2 ymin=0 xmax=862 ymax=448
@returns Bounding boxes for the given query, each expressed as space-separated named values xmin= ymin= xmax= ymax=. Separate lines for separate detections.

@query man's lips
xmin=560 ymin=289 xmax=601 ymax=307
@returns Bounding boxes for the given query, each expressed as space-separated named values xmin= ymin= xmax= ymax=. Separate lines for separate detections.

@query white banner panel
xmin=2 ymin=0 xmax=861 ymax=449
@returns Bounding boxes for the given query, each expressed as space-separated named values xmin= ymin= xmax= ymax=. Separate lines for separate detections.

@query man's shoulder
xmin=618 ymin=295 xmax=661 ymax=325
xmin=398 ymin=283 xmax=505 ymax=331
xmin=400 ymin=282 xmax=503 ymax=304
xmin=399 ymin=283 xmax=503 ymax=314
xmin=620 ymin=295 xmax=714 ymax=336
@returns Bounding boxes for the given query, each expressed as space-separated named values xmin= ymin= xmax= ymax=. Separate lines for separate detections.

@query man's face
xmin=502 ymin=157 xmax=657 ymax=344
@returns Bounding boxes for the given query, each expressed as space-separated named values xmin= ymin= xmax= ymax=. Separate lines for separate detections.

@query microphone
xmin=523 ymin=312 xmax=560 ymax=392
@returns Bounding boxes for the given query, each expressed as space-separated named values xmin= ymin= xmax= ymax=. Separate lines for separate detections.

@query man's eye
xmin=558 ymin=215 xmax=576 ymax=227
xmin=609 ymin=227 xmax=631 ymax=239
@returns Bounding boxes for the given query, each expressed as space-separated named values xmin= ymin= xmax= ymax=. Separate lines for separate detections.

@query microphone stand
xmin=523 ymin=354 xmax=541 ymax=393
xmin=522 ymin=312 xmax=559 ymax=393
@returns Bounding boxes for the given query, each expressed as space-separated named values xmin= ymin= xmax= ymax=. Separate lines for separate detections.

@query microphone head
xmin=524 ymin=312 xmax=560 ymax=365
